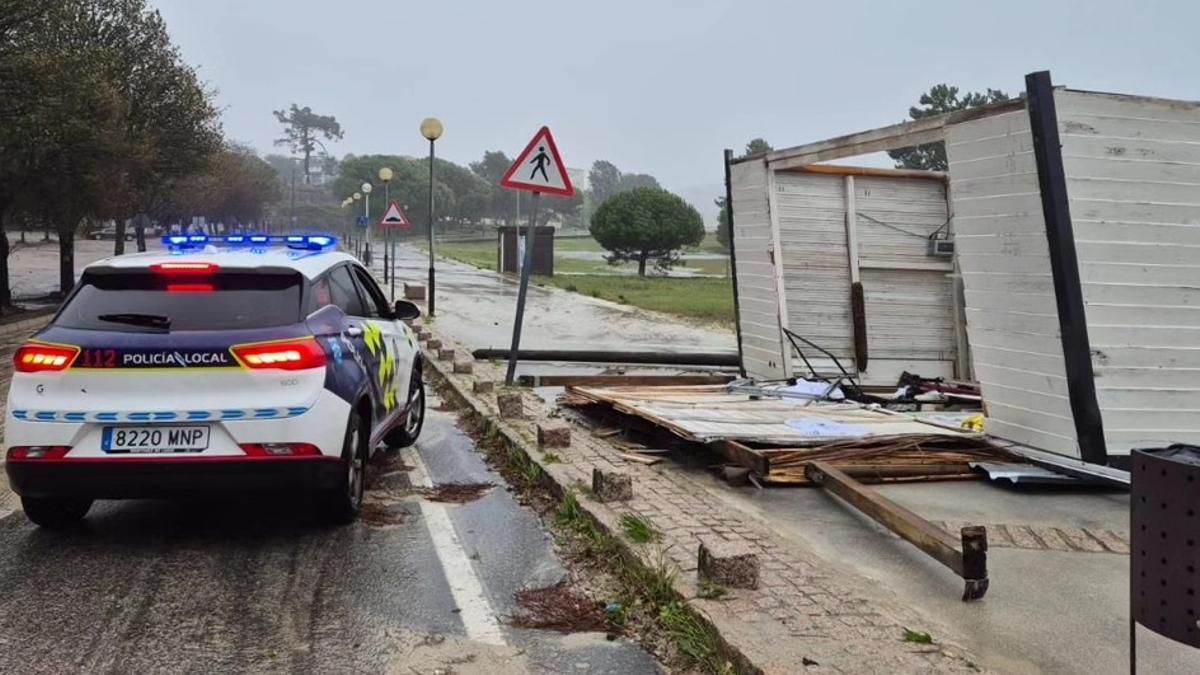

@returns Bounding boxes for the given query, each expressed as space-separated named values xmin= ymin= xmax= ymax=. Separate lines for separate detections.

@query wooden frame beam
xmin=750 ymin=99 xmax=1025 ymax=171
xmin=806 ymin=461 xmax=989 ymax=601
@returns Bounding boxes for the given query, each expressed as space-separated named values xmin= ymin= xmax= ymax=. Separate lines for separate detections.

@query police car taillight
xmin=7 ymin=446 xmax=71 ymax=460
xmin=14 ymin=343 xmax=79 ymax=372
xmin=231 ymin=337 xmax=326 ymax=370
xmin=239 ymin=443 xmax=321 ymax=457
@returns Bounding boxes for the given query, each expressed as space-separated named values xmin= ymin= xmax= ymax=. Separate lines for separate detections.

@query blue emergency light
xmin=161 ymin=233 xmax=338 ymax=252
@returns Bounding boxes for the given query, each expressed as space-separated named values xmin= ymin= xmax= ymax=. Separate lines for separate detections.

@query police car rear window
xmin=55 ymin=271 xmax=303 ymax=332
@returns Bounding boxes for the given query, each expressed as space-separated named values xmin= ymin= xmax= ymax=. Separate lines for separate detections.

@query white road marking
xmin=405 ymin=447 xmax=506 ymax=646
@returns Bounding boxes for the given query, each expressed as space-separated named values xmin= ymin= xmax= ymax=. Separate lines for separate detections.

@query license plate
xmin=101 ymin=426 xmax=210 ymax=454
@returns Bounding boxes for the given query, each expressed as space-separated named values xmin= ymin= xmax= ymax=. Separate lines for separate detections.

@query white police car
xmin=4 ymin=234 xmax=425 ymax=527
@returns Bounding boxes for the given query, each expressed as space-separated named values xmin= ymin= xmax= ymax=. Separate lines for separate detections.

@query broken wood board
xmin=565 ymin=385 xmax=1011 ymax=485
xmin=565 ymin=385 xmax=984 ymax=446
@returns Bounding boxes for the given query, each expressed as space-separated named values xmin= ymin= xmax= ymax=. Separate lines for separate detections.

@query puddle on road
xmin=378 ymin=629 xmax=530 ymax=674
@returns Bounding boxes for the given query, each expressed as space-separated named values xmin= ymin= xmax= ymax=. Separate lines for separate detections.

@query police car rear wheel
xmin=384 ymin=369 xmax=425 ymax=449
xmin=21 ymin=497 xmax=92 ymax=528
xmin=327 ymin=410 xmax=367 ymax=523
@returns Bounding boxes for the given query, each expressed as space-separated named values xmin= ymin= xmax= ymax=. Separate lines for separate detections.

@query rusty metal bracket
xmin=806 ymin=460 xmax=989 ymax=601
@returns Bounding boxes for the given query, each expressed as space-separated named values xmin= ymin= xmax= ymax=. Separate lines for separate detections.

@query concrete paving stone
xmin=472 ymin=380 xmax=494 ymax=394
xmin=536 ymin=422 xmax=571 ymax=449
xmin=452 ymin=360 xmax=473 ymax=374
xmin=591 ymin=468 xmax=633 ymax=502
xmin=496 ymin=391 xmax=523 ymax=419
xmin=999 ymin=523 xmax=1042 ymax=549
xmin=1028 ymin=526 xmax=1074 ymax=551
xmin=425 ymin=338 xmax=442 ymax=350
xmin=437 ymin=348 xmax=456 ymax=361
xmin=1088 ymin=528 xmax=1130 ymax=554
xmin=698 ymin=537 xmax=761 ymax=590
xmin=1055 ymin=526 xmax=1108 ymax=552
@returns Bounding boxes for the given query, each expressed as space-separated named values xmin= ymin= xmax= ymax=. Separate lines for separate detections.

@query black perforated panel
xmin=1131 ymin=445 xmax=1200 ymax=648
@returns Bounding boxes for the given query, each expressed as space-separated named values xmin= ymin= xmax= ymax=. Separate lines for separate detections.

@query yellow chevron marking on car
xmin=362 ymin=321 xmax=383 ymax=356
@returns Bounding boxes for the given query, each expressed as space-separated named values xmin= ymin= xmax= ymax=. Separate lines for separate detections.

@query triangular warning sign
xmin=500 ymin=126 xmax=574 ymax=197
xmin=379 ymin=200 xmax=412 ymax=229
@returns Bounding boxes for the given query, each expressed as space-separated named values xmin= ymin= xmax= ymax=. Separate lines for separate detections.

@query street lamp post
xmin=352 ymin=192 xmax=362 ymax=259
xmin=361 ymin=181 xmax=373 ymax=266
xmin=421 ymin=117 xmax=443 ymax=316
xmin=378 ymin=167 xmax=394 ymax=295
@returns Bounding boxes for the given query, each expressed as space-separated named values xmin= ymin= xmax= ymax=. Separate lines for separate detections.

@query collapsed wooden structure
xmin=726 ymin=69 xmax=1199 ymax=473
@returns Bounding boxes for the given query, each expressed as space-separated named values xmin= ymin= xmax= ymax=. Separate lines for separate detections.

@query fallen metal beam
xmin=518 ymin=374 xmax=735 ymax=388
xmin=473 ymin=348 xmax=740 ymax=368
xmin=805 ymin=460 xmax=989 ymax=601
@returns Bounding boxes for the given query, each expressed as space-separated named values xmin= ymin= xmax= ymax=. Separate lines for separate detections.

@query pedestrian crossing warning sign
xmin=500 ymin=126 xmax=574 ymax=197
xmin=379 ymin=201 xmax=411 ymax=229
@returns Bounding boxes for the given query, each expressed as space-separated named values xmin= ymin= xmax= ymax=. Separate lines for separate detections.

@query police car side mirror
xmin=393 ymin=300 xmax=421 ymax=321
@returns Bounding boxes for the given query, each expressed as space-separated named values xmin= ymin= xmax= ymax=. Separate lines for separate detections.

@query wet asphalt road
xmin=0 ymin=393 xmax=659 ymax=674
xmin=384 ymin=244 xmax=734 ymax=354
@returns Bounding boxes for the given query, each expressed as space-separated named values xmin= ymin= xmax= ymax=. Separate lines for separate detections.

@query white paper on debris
xmin=777 ymin=380 xmax=845 ymax=401
xmin=783 ymin=418 xmax=870 ymax=437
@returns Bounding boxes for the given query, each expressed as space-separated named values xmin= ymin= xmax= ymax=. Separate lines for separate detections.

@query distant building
xmin=566 ymin=167 xmax=589 ymax=192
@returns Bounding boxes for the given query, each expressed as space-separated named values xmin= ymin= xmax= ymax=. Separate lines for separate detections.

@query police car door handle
xmin=344 ymin=326 xmax=363 ymax=338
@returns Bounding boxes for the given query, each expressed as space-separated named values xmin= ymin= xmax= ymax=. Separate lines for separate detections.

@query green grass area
xmin=536 ymin=274 xmax=734 ymax=326
xmin=419 ymin=240 xmax=498 ymax=271
xmin=418 ymin=237 xmax=734 ymax=326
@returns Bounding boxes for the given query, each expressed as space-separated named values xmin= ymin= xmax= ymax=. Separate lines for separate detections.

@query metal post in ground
xmin=505 ymin=191 xmax=541 ymax=385
xmin=427 ymin=138 xmax=437 ymax=315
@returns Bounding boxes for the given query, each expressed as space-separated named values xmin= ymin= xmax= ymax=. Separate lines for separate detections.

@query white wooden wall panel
xmin=773 ymin=172 xmax=855 ymax=361
xmin=946 ymin=109 xmax=1080 ymax=458
xmin=730 ymin=160 xmax=787 ymax=380
xmin=1056 ymin=89 xmax=1200 ymax=455
xmin=855 ymin=176 xmax=955 ymax=364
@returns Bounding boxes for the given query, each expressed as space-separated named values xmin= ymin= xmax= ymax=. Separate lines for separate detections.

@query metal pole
xmin=364 ymin=192 xmax=371 ymax=266
xmin=427 ymin=139 xmax=437 ymax=316
xmin=383 ymin=182 xmax=390 ymax=287
xmin=504 ymin=191 xmax=541 ymax=385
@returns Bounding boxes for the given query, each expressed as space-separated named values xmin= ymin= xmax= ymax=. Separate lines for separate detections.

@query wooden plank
xmin=616 ymin=452 xmax=662 ymax=466
xmin=766 ymin=167 xmax=792 ymax=376
xmin=784 ymin=164 xmax=947 ymax=181
xmin=709 ymin=439 xmax=770 ymax=477
xmin=805 ymin=461 xmax=988 ymax=599
xmin=844 ymin=176 xmax=860 ymax=284
xmin=518 ymin=374 xmax=736 ymax=388
xmin=760 ymin=100 xmax=1024 ymax=171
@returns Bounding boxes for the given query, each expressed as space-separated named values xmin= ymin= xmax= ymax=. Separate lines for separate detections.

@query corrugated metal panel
xmin=1056 ymin=89 xmax=1200 ymax=454
xmin=774 ymin=172 xmax=855 ymax=360
xmin=730 ymin=160 xmax=786 ymax=380
xmin=946 ymin=109 xmax=1080 ymax=459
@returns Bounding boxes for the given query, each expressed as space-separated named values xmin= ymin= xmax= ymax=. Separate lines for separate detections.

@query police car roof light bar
xmin=161 ymin=233 xmax=338 ymax=252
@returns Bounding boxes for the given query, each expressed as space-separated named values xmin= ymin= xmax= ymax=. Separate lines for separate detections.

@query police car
xmin=4 ymin=234 xmax=425 ymax=527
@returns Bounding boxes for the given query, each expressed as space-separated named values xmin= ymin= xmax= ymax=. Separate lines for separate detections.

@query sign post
xmin=379 ymin=201 xmax=412 ymax=301
xmin=499 ymin=126 xmax=574 ymax=385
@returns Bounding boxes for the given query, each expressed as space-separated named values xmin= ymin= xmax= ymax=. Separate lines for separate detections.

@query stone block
xmin=438 ymin=348 xmax=455 ymax=362
xmin=497 ymin=391 xmax=523 ymax=419
xmin=592 ymin=468 xmax=632 ymax=502
xmin=417 ymin=330 xmax=432 ymax=341
xmin=537 ymin=422 xmax=571 ymax=449
xmin=426 ymin=338 xmax=442 ymax=350
xmin=473 ymin=380 xmax=495 ymax=395
xmin=403 ymin=283 xmax=426 ymax=301
xmin=453 ymin=360 xmax=473 ymax=374
xmin=698 ymin=537 xmax=760 ymax=590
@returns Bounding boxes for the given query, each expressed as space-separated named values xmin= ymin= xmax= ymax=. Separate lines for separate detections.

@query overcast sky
xmin=151 ymin=0 xmax=1197 ymax=220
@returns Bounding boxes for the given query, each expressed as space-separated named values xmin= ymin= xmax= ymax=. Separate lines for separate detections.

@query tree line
xmin=0 ymin=0 xmax=280 ymax=307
